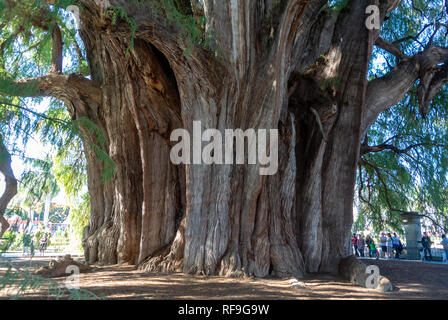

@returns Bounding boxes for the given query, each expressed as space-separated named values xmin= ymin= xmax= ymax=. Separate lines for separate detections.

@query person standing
xmin=39 ymin=233 xmax=48 ymax=256
xmin=422 ymin=232 xmax=433 ymax=261
xmin=365 ymin=235 xmax=373 ymax=258
xmin=380 ymin=233 xmax=387 ymax=258
xmin=392 ymin=233 xmax=400 ymax=259
xmin=352 ymin=233 xmax=359 ymax=257
xmin=440 ymin=234 xmax=448 ymax=263
xmin=387 ymin=233 xmax=394 ymax=259
xmin=369 ymin=239 xmax=380 ymax=260
xmin=357 ymin=234 xmax=365 ymax=257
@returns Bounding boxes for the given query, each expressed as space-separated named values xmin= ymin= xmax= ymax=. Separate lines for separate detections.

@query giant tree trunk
xmin=47 ymin=0 xmax=399 ymax=277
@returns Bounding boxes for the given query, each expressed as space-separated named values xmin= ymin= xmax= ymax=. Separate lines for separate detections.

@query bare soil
xmin=0 ymin=257 xmax=446 ymax=300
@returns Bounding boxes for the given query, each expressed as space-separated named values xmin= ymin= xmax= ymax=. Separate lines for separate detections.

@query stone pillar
xmin=400 ymin=212 xmax=421 ymax=260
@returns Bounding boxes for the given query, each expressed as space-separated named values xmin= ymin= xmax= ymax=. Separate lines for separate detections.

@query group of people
xmin=352 ymin=232 xmax=403 ymax=259
xmin=353 ymin=231 xmax=448 ymax=262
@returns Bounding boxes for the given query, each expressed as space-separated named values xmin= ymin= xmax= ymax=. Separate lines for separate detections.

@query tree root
xmin=34 ymin=255 xmax=94 ymax=278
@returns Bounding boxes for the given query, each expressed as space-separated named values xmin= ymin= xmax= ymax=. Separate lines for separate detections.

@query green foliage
xmin=75 ymin=117 xmax=116 ymax=183
xmin=0 ymin=231 xmax=16 ymax=252
xmin=356 ymin=0 xmax=448 ymax=234
xmin=49 ymin=206 xmax=70 ymax=224
xmin=68 ymin=193 xmax=89 ymax=251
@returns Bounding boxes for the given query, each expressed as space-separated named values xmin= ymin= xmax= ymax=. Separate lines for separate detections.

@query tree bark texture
xmin=0 ymin=138 xmax=17 ymax=238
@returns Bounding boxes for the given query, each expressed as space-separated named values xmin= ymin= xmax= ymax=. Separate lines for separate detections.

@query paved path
xmin=360 ymin=257 xmax=448 ymax=266
xmin=0 ymin=252 xmax=83 ymax=258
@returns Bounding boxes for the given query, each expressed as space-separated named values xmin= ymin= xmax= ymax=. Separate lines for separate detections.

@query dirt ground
xmin=0 ymin=256 xmax=446 ymax=300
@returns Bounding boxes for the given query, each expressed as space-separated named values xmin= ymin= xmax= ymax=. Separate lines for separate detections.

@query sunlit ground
xmin=0 ymin=257 xmax=446 ymax=300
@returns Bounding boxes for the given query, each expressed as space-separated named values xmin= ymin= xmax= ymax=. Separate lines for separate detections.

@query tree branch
xmin=0 ymin=101 xmax=69 ymax=125
xmin=362 ymin=46 xmax=448 ymax=137
xmin=2 ymin=74 xmax=102 ymax=105
xmin=360 ymin=157 xmax=411 ymax=213
xmin=360 ymin=142 xmax=424 ymax=156
xmin=417 ymin=62 xmax=448 ymax=117
xmin=380 ymin=0 xmax=402 ymax=16
xmin=375 ymin=37 xmax=405 ymax=59
xmin=0 ymin=138 xmax=17 ymax=238
xmin=50 ymin=23 xmax=63 ymax=74
xmin=360 ymin=157 xmax=447 ymax=233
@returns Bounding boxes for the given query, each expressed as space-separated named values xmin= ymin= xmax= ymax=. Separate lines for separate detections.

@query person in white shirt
xmin=380 ymin=233 xmax=387 ymax=258
xmin=440 ymin=234 xmax=448 ymax=263
xmin=387 ymin=233 xmax=394 ymax=258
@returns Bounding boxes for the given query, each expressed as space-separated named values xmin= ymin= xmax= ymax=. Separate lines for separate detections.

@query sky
xmin=0 ymin=98 xmax=67 ymax=206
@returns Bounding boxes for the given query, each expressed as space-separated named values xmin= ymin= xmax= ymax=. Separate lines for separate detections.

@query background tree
xmin=2 ymin=0 xmax=448 ymax=277
xmin=356 ymin=0 xmax=448 ymax=235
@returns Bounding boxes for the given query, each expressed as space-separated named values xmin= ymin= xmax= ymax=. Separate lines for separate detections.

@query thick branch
xmin=50 ymin=23 xmax=63 ymax=74
xmin=417 ymin=63 xmax=448 ymax=117
xmin=380 ymin=0 xmax=402 ymax=16
xmin=3 ymin=74 xmax=102 ymax=105
xmin=0 ymin=138 xmax=17 ymax=238
xmin=362 ymin=46 xmax=448 ymax=137
xmin=375 ymin=37 xmax=405 ymax=59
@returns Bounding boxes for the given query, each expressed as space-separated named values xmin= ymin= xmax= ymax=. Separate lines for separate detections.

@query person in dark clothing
xmin=421 ymin=232 xmax=433 ymax=261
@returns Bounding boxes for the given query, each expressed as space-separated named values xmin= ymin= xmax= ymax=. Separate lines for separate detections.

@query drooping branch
xmin=416 ymin=212 xmax=448 ymax=233
xmin=360 ymin=157 xmax=448 ymax=232
xmin=360 ymin=157 xmax=412 ymax=213
xmin=0 ymin=138 xmax=17 ymax=238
